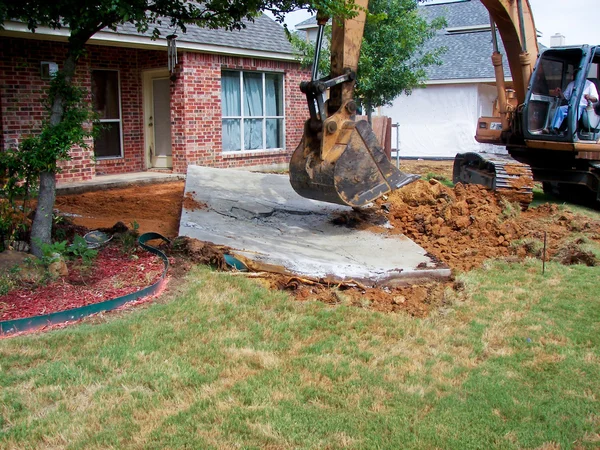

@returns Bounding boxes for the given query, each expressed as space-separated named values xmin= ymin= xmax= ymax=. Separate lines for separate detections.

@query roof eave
xmin=0 ymin=21 xmax=297 ymax=62
xmin=424 ymin=77 xmax=512 ymax=85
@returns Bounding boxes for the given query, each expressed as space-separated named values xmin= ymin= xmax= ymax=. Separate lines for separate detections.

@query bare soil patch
xmin=55 ymin=181 xmax=185 ymax=238
xmin=337 ymin=179 xmax=599 ymax=272
xmin=399 ymin=159 xmax=454 ymax=180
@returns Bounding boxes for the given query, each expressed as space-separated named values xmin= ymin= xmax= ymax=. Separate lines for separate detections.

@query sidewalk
xmin=56 ymin=172 xmax=185 ymax=195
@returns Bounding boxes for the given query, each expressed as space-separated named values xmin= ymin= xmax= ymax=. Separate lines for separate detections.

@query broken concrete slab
xmin=180 ymin=165 xmax=450 ymax=286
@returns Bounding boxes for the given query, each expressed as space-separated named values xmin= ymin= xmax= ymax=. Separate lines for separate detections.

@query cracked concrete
xmin=180 ymin=165 xmax=451 ymax=286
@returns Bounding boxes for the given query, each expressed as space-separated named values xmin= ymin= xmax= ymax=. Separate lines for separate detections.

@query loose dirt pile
xmin=334 ymin=179 xmax=600 ymax=272
xmin=250 ymin=273 xmax=456 ymax=317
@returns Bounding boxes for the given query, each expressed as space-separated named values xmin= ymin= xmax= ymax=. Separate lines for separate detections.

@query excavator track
xmin=453 ymin=152 xmax=534 ymax=208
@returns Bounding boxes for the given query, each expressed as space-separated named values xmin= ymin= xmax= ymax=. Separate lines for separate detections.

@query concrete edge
xmin=56 ymin=175 xmax=186 ymax=196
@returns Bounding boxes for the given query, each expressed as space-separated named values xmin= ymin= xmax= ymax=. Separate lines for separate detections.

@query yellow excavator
xmin=289 ymin=0 xmax=600 ymax=208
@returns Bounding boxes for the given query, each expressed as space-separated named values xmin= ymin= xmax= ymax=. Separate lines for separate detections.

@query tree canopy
xmin=290 ymin=0 xmax=446 ymax=114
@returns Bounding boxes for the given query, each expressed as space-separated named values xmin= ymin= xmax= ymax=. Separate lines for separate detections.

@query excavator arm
xmin=482 ymin=0 xmax=538 ymax=106
xmin=289 ymin=0 xmax=418 ymax=207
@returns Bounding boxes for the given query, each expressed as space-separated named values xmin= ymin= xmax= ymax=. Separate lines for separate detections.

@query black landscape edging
xmin=0 ymin=232 xmax=170 ymax=335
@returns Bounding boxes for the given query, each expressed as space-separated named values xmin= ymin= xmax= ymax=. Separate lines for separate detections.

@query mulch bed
xmin=0 ymin=244 xmax=164 ymax=322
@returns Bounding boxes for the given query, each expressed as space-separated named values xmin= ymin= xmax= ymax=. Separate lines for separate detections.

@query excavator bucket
xmin=290 ymin=116 xmax=419 ymax=207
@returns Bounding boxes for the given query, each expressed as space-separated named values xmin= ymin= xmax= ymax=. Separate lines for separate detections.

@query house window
xmin=92 ymin=70 xmax=123 ymax=158
xmin=221 ymin=70 xmax=284 ymax=152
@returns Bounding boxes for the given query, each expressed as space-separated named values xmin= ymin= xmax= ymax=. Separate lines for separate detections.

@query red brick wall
xmin=171 ymin=52 xmax=309 ymax=172
xmin=0 ymin=38 xmax=96 ymax=182
xmin=0 ymin=36 xmax=309 ymax=183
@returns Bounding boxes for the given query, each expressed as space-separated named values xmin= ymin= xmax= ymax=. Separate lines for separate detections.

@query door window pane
xmin=153 ymin=78 xmax=172 ymax=157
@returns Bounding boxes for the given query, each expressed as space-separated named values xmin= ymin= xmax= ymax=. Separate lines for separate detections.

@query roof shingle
xmin=114 ymin=14 xmax=294 ymax=55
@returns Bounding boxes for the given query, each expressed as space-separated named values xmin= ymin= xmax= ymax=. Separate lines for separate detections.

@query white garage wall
xmin=380 ymin=83 xmax=507 ymax=158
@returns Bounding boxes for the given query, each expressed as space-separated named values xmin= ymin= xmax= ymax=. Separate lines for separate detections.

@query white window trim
xmin=222 ymin=70 xmax=286 ymax=153
xmin=92 ymin=68 xmax=124 ymax=160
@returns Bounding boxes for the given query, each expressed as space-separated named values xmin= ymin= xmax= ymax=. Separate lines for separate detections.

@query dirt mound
xmin=553 ymin=237 xmax=598 ymax=267
xmin=390 ymin=180 xmax=600 ymax=271
xmin=381 ymin=180 xmax=513 ymax=271
xmin=332 ymin=179 xmax=600 ymax=273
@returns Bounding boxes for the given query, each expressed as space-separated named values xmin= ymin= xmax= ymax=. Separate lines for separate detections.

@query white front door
xmin=144 ymin=70 xmax=172 ymax=169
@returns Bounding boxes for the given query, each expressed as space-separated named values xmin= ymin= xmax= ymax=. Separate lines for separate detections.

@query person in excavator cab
xmin=549 ymin=70 xmax=599 ymax=135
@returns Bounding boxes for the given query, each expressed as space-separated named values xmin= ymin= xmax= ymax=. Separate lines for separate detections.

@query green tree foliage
xmin=290 ymin=0 xmax=446 ymax=115
xmin=0 ymin=0 xmax=355 ymax=257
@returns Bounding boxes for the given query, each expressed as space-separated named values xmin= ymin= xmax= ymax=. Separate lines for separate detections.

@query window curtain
xmin=265 ymin=74 xmax=282 ymax=149
xmin=265 ymin=74 xmax=281 ymax=116
xmin=266 ymin=119 xmax=282 ymax=149
xmin=222 ymin=72 xmax=241 ymax=151
xmin=244 ymin=74 xmax=263 ymax=149
xmin=222 ymin=72 xmax=241 ymax=116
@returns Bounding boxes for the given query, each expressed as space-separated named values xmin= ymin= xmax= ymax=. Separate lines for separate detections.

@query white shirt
xmin=564 ymin=79 xmax=599 ymax=107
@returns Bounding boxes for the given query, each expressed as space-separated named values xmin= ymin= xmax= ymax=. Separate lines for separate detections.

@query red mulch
xmin=0 ymin=244 xmax=164 ymax=322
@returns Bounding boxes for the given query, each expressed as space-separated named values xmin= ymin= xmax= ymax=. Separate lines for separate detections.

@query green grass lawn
xmin=1 ymin=255 xmax=599 ymax=449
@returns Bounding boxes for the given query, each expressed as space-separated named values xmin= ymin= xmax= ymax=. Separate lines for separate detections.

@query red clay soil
xmin=0 ymin=244 xmax=163 ymax=322
xmin=248 ymin=273 xmax=455 ymax=318
xmin=373 ymin=180 xmax=599 ymax=272
xmin=55 ymin=181 xmax=185 ymax=238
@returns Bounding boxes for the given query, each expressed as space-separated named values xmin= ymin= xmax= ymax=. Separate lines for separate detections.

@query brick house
xmin=0 ymin=15 xmax=309 ymax=183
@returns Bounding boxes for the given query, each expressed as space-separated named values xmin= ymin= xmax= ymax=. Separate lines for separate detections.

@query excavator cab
xmin=459 ymin=2 xmax=599 ymax=207
xmin=289 ymin=3 xmax=418 ymax=207
xmin=524 ymin=46 xmax=600 ymax=142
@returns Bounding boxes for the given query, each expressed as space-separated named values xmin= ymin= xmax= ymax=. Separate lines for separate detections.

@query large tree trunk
xmin=30 ymin=172 xmax=56 ymax=257
xmin=366 ymin=100 xmax=373 ymax=125
xmin=29 ymin=52 xmax=80 ymax=257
